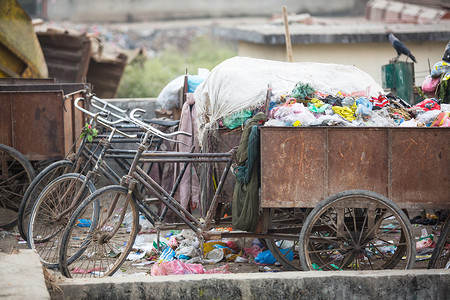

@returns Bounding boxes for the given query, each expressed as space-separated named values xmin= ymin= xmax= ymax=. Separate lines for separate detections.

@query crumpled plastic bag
xmin=416 ymin=234 xmax=435 ymax=253
xmin=159 ymin=247 xmax=176 ymax=261
xmin=175 ymin=245 xmax=199 ymax=261
xmin=422 ymin=75 xmax=440 ymax=95
xmin=410 ymin=99 xmax=441 ymax=112
xmin=308 ymin=98 xmax=330 ymax=113
xmin=156 ymin=75 xmax=184 ymax=109
xmin=150 ymin=260 xmax=231 ymax=276
xmin=332 ymin=105 xmax=356 ymax=121
xmin=255 ymin=248 xmax=293 ymax=265
xmin=416 ymin=110 xmax=442 ymax=126
xmin=222 ymin=110 xmax=253 ymax=129
xmin=355 ymin=97 xmax=373 ymax=121
xmin=371 ymin=108 xmax=396 ymax=126
xmin=290 ymin=82 xmax=315 ymax=99
xmin=431 ymin=61 xmax=450 ymax=79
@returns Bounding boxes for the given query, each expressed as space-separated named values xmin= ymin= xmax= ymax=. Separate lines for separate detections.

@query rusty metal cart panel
xmin=260 ymin=127 xmax=450 ymax=209
xmin=0 ymin=91 xmax=67 ymax=160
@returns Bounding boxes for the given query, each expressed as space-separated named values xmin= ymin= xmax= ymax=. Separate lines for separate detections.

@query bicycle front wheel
xmin=0 ymin=144 xmax=35 ymax=229
xmin=28 ymin=173 xmax=95 ymax=268
xmin=59 ymin=185 xmax=139 ymax=278
xmin=428 ymin=216 xmax=450 ymax=269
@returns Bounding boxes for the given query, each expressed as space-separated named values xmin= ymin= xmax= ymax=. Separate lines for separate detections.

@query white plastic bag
xmin=156 ymin=75 xmax=185 ymax=109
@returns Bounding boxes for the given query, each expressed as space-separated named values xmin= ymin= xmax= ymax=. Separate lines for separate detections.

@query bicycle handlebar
xmin=75 ymin=97 xmax=137 ymax=139
xmin=129 ymin=108 xmax=191 ymax=142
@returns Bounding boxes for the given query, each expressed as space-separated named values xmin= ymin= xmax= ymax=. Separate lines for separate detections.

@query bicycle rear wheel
xmin=0 ymin=144 xmax=35 ymax=229
xmin=28 ymin=173 xmax=95 ymax=268
xmin=59 ymin=185 xmax=139 ymax=278
xmin=18 ymin=160 xmax=74 ymax=241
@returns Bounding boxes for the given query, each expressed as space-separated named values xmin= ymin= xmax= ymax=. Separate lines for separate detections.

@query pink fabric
xmin=175 ymin=93 xmax=200 ymax=210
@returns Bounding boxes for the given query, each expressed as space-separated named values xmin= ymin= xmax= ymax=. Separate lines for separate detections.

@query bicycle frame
xmin=115 ymin=130 xmax=235 ymax=242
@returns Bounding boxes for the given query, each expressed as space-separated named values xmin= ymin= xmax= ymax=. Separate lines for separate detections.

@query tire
xmin=264 ymin=208 xmax=311 ymax=271
xmin=17 ymin=160 xmax=74 ymax=241
xmin=0 ymin=144 xmax=35 ymax=229
xmin=28 ymin=173 xmax=95 ymax=268
xmin=299 ymin=190 xmax=415 ymax=271
xmin=59 ymin=185 xmax=139 ymax=278
xmin=428 ymin=216 xmax=450 ymax=269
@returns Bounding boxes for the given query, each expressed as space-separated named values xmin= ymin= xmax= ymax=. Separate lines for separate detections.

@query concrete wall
xmin=47 ymin=0 xmax=363 ymax=22
xmin=238 ymin=40 xmax=447 ymax=87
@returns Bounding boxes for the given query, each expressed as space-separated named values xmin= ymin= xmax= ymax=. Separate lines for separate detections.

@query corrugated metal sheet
xmin=36 ymin=29 xmax=91 ymax=83
xmin=87 ymin=52 xmax=128 ymax=98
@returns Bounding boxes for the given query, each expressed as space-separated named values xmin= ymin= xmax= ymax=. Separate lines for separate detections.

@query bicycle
xmin=58 ymin=108 xmax=233 ymax=278
xmin=428 ymin=215 xmax=450 ymax=269
xmin=17 ymin=93 xmax=134 ymax=241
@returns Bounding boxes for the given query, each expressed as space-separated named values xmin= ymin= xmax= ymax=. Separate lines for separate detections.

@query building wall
xmin=47 ymin=0 xmax=361 ymax=22
xmin=238 ymin=41 xmax=447 ymax=87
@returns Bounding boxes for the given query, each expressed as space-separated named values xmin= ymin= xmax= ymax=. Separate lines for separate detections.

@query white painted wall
xmin=238 ymin=41 xmax=447 ymax=87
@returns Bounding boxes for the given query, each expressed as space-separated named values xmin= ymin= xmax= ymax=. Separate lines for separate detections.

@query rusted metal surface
xmin=390 ymin=128 xmax=449 ymax=209
xmin=0 ymin=83 xmax=88 ymax=94
xmin=260 ymin=127 xmax=449 ymax=209
xmin=0 ymin=0 xmax=48 ymax=78
xmin=87 ymin=53 xmax=128 ymax=98
xmin=0 ymin=78 xmax=55 ymax=84
xmin=327 ymin=128 xmax=389 ymax=196
xmin=0 ymin=85 xmax=88 ymax=160
xmin=0 ymin=91 xmax=66 ymax=160
xmin=36 ymin=30 xmax=91 ymax=83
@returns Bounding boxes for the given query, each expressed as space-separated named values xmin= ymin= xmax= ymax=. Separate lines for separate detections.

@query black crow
xmin=388 ymin=32 xmax=417 ymax=63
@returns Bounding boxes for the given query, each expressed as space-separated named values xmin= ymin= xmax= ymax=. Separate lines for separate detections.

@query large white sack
xmin=194 ymin=56 xmax=385 ymax=144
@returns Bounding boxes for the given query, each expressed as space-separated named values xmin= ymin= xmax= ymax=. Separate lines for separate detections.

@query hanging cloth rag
xmin=232 ymin=112 xmax=266 ymax=232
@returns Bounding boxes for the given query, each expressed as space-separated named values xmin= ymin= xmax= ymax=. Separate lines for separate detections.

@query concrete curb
xmin=0 ymin=250 xmax=50 ymax=300
xmin=52 ymin=269 xmax=450 ymax=300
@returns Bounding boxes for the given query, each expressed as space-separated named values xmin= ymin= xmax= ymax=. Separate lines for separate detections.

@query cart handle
xmin=63 ymin=89 xmax=89 ymax=99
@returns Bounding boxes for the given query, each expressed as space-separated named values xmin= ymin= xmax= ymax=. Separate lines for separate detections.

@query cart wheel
xmin=299 ymin=190 xmax=415 ymax=271
xmin=428 ymin=215 xmax=450 ymax=269
xmin=0 ymin=144 xmax=35 ymax=229
xmin=265 ymin=208 xmax=311 ymax=270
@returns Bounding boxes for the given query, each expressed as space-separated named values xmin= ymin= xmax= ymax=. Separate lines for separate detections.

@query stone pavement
xmin=0 ymin=250 xmax=50 ymax=300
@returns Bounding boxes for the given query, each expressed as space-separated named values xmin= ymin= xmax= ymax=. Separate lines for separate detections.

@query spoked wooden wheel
xmin=299 ymin=190 xmax=415 ymax=271
xmin=265 ymin=208 xmax=310 ymax=270
xmin=0 ymin=144 xmax=35 ymax=229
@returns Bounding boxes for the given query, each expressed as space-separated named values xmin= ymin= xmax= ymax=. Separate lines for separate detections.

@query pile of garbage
xmin=259 ymin=85 xmax=448 ymax=128
xmin=190 ymin=57 xmax=449 ymax=148
xmin=122 ymin=229 xmax=282 ymax=276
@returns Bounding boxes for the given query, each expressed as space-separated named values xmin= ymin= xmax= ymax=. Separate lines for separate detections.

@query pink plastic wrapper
xmin=168 ymin=236 xmax=178 ymax=248
xmin=150 ymin=260 xmax=231 ymax=276
xmin=416 ymin=237 xmax=436 ymax=252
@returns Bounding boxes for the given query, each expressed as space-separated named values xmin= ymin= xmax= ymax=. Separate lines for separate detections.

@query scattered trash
xmin=150 ymin=260 xmax=231 ymax=276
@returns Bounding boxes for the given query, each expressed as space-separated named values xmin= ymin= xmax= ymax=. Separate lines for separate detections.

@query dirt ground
xmin=0 ymin=210 xmax=440 ymax=279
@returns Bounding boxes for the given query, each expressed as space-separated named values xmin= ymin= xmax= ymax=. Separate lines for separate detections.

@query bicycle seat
xmin=143 ymin=119 xmax=180 ymax=127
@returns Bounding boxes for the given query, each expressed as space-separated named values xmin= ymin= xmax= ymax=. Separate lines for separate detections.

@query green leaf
xmin=87 ymin=135 xmax=93 ymax=142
